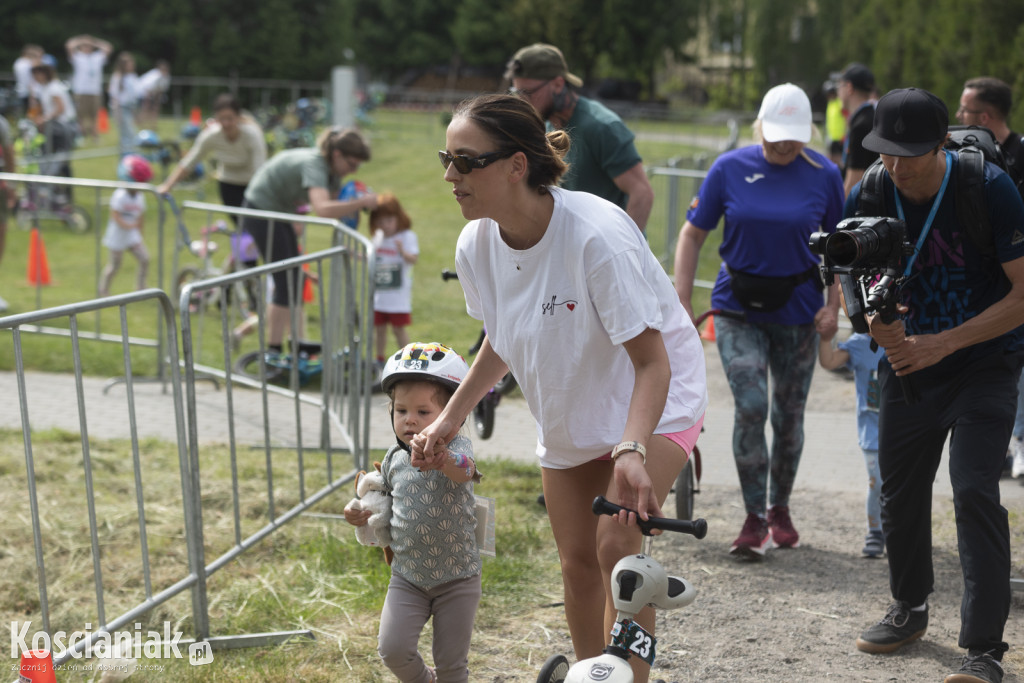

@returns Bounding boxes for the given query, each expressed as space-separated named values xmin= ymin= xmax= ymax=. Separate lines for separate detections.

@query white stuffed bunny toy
xmin=348 ymin=464 xmax=393 ymax=561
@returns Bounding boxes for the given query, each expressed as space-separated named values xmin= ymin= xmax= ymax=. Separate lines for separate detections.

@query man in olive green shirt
xmin=505 ymin=43 xmax=654 ymax=232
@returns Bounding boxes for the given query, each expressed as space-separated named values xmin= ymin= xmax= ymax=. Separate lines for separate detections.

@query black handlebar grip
xmin=592 ymin=496 xmax=708 ymax=539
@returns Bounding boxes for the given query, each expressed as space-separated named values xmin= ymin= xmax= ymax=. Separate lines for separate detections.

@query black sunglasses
xmin=438 ymin=149 xmax=515 ymax=174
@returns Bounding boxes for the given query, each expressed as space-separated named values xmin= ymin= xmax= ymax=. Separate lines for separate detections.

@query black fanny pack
xmin=726 ymin=264 xmax=821 ymax=313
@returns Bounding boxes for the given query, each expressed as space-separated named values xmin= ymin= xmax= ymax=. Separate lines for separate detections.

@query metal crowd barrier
xmin=0 ymin=191 xmax=377 ymax=665
xmin=168 ymin=198 xmax=376 ymax=468
xmin=0 ymin=172 xmax=183 ymax=385
xmin=645 ymin=162 xmax=709 ymax=269
xmin=0 ymin=291 xmax=217 ymax=665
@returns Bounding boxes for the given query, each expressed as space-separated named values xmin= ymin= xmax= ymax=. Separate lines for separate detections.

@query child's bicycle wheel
xmin=233 ymin=349 xmax=287 ymax=384
xmin=175 ymin=266 xmax=214 ymax=312
xmin=675 ymin=447 xmax=698 ymax=521
xmin=472 ymin=393 xmax=497 ymax=440
xmin=536 ymin=654 xmax=569 ymax=683
xmin=62 ymin=205 xmax=91 ymax=233
xmin=15 ymin=204 xmax=91 ymax=233
xmin=493 ymin=371 xmax=518 ymax=396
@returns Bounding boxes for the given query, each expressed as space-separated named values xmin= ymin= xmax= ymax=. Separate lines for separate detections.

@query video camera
xmin=809 ymin=216 xmax=912 ymax=333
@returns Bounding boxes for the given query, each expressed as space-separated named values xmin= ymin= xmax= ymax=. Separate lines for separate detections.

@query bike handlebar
xmin=592 ymin=496 xmax=708 ymax=539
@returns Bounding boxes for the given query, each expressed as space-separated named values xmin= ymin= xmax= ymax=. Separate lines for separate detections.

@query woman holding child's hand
xmin=419 ymin=93 xmax=708 ymax=683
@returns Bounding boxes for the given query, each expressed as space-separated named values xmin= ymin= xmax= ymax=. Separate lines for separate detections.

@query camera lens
xmin=826 ymin=229 xmax=879 ymax=267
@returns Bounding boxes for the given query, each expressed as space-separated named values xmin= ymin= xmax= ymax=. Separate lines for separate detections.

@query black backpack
xmin=856 ymin=125 xmax=1023 ymax=257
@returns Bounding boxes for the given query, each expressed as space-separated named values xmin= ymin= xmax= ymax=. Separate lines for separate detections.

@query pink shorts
xmin=595 ymin=413 xmax=705 ymax=461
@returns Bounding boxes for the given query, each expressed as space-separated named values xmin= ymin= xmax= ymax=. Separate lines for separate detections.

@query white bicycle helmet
xmin=380 ymin=342 xmax=468 ymax=395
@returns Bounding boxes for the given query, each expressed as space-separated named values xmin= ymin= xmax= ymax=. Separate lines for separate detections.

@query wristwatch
xmin=611 ymin=441 xmax=647 ymax=465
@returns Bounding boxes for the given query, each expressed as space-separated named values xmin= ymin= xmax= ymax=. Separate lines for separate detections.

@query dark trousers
xmin=240 ymin=200 xmax=301 ymax=308
xmin=878 ymin=350 xmax=1022 ymax=657
xmin=217 ymin=181 xmax=247 ymax=225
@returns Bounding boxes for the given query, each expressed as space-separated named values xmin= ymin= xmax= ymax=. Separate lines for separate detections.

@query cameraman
xmin=848 ymin=88 xmax=1024 ymax=683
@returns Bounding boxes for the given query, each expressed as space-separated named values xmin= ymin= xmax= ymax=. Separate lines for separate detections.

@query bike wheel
xmin=64 ymin=206 xmax=91 ymax=234
xmin=494 ymin=372 xmax=518 ymax=396
xmin=233 ymin=349 xmax=285 ymax=383
xmin=175 ymin=267 xmax=216 ymax=312
xmin=473 ymin=394 xmax=496 ymax=440
xmin=675 ymin=449 xmax=697 ymax=520
xmin=536 ymin=654 xmax=569 ymax=683
xmin=175 ymin=267 xmax=200 ymax=311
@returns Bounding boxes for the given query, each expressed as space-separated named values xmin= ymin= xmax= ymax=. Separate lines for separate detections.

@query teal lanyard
xmin=895 ymin=150 xmax=953 ymax=277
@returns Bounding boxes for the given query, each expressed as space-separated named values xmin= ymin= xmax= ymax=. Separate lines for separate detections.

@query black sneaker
xmin=945 ymin=652 xmax=1004 ymax=683
xmin=855 ymin=601 xmax=927 ymax=653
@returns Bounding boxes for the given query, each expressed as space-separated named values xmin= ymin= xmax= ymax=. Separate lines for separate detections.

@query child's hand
xmin=814 ymin=307 xmax=837 ymax=339
xmin=343 ymin=499 xmax=370 ymax=527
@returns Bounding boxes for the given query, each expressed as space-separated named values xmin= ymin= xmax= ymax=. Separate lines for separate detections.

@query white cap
xmin=758 ymin=83 xmax=812 ymax=143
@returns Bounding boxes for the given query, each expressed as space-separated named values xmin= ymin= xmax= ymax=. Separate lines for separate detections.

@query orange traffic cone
xmin=27 ymin=228 xmax=51 ymax=286
xmin=97 ymin=107 xmax=110 ymax=134
xmin=189 ymin=106 xmax=202 ymax=126
xmin=302 ymin=264 xmax=314 ymax=303
xmin=19 ymin=648 xmax=57 ymax=682
xmin=700 ymin=314 xmax=715 ymax=341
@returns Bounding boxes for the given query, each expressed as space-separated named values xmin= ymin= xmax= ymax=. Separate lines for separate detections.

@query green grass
xmin=0 ymin=427 xmax=558 ymax=681
xmin=1 ymin=107 xmax=729 ymax=375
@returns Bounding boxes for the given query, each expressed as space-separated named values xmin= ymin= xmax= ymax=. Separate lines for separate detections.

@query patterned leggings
xmin=98 ymin=244 xmax=150 ymax=297
xmin=715 ymin=316 xmax=818 ymax=515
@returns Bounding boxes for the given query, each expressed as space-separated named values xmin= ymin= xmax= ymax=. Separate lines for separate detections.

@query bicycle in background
xmin=137 ymin=127 xmax=206 ymax=194
xmin=671 ymin=308 xmax=746 ymax=521
xmin=175 ymin=218 xmax=259 ymax=317
xmin=12 ymin=119 xmax=91 ymax=233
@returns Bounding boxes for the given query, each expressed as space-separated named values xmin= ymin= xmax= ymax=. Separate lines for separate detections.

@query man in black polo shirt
xmin=839 ymin=62 xmax=879 ymax=196
xmin=957 ymin=76 xmax=1024 ymax=480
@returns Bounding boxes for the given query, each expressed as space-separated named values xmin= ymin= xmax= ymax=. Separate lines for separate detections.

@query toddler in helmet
xmin=99 ymin=155 xmax=153 ymax=296
xmin=344 ymin=342 xmax=481 ymax=683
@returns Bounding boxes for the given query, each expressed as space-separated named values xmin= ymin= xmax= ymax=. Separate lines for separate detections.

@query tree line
xmin=5 ymin=0 xmax=1024 ymax=121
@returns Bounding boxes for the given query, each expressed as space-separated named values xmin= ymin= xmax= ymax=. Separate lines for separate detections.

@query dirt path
xmin=478 ymin=483 xmax=1024 ymax=682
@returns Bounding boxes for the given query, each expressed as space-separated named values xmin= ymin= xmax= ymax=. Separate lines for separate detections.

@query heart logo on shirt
xmin=566 ymin=303 xmax=575 ymax=311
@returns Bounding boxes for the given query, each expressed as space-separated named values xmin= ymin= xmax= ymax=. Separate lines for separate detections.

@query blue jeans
xmin=862 ymin=448 xmax=881 ymax=533
xmin=116 ymin=104 xmax=136 ymax=157
xmin=715 ymin=316 xmax=818 ymax=516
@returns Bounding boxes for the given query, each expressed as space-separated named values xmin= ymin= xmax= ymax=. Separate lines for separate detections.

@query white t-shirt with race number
xmin=373 ymin=230 xmax=418 ymax=314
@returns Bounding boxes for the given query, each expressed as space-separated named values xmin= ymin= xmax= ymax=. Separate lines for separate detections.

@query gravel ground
xmin=479 ymin=479 xmax=1024 ymax=683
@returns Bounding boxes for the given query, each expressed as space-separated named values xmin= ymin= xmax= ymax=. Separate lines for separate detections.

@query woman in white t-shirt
xmin=108 ymin=52 xmax=140 ymax=157
xmin=30 ymin=63 xmax=77 ymax=200
xmin=411 ymin=93 xmax=708 ymax=683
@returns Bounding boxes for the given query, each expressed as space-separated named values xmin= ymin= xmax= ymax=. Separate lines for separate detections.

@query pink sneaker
xmin=730 ymin=513 xmax=772 ymax=559
xmin=767 ymin=505 xmax=800 ymax=548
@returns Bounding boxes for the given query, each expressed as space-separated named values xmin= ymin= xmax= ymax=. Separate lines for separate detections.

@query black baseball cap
xmin=862 ymin=88 xmax=949 ymax=157
xmin=839 ymin=63 xmax=875 ymax=92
